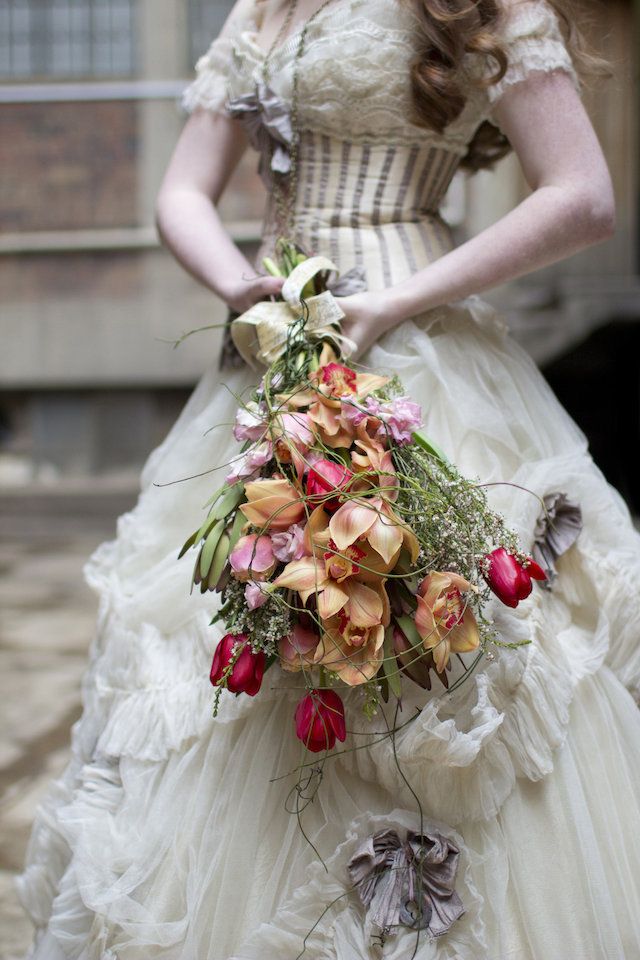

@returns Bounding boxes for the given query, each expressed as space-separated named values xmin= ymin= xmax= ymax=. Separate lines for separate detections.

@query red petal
xmin=294 ymin=693 xmax=315 ymax=740
xmin=319 ymin=689 xmax=346 ymax=742
xmin=527 ymin=559 xmax=547 ymax=581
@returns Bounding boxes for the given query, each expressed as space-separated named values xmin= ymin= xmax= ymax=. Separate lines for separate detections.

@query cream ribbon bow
xmin=231 ymin=256 xmax=357 ymax=368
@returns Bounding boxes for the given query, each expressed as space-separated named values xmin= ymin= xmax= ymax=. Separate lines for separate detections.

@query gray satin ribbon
xmin=533 ymin=491 xmax=583 ymax=586
xmin=227 ymin=82 xmax=293 ymax=186
xmin=347 ymin=827 xmax=465 ymax=938
xmin=327 ymin=265 xmax=368 ymax=296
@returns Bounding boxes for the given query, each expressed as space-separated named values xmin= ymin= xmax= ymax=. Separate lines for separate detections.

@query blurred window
xmin=0 ymin=0 xmax=135 ymax=79
xmin=188 ymin=0 xmax=235 ymax=62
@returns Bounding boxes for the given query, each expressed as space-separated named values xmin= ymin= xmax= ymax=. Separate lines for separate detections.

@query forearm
xmin=382 ymin=183 xmax=614 ymax=328
xmin=155 ymin=188 xmax=254 ymax=305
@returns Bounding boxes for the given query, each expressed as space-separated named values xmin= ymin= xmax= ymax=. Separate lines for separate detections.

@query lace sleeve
xmin=181 ymin=0 xmax=257 ymax=115
xmin=484 ymin=0 xmax=580 ymax=111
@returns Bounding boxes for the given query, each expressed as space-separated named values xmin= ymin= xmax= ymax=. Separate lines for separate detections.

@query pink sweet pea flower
xmin=233 ymin=402 xmax=267 ymax=442
xmin=383 ymin=396 xmax=422 ymax=445
xmin=225 ymin=441 xmax=273 ymax=485
xmin=229 ymin=533 xmax=276 ymax=582
xmin=245 ymin=581 xmax=269 ymax=610
xmin=271 ymin=523 xmax=306 ymax=563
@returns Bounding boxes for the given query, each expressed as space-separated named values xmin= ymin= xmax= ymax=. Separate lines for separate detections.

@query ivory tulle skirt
xmin=16 ymin=299 xmax=640 ymax=959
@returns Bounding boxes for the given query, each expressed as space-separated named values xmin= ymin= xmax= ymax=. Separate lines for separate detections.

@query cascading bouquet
xmin=180 ymin=241 xmax=546 ymax=754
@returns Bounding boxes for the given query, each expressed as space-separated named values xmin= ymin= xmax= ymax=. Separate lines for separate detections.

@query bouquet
xmin=180 ymin=241 xmax=546 ymax=754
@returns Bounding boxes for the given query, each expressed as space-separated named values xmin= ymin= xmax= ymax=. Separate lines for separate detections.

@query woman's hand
xmin=225 ymin=273 xmax=285 ymax=313
xmin=335 ymin=290 xmax=396 ymax=359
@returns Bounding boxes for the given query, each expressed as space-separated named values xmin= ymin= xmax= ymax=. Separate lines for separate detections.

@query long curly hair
xmin=403 ymin=0 xmax=608 ymax=170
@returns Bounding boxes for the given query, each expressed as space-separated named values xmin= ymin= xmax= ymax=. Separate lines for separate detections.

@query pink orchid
xmin=271 ymin=523 xmax=306 ymax=563
xmin=229 ymin=533 xmax=276 ymax=582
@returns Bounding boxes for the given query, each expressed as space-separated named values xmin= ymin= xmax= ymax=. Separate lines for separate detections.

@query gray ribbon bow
xmin=327 ymin=265 xmax=368 ymax=297
xmin=226 ymin=82 xmax=293 ymax=187
xmin=533 ymin=491 xmax=583 ymax=586
xmin=347 ymin=827 xmax=465 ymax=939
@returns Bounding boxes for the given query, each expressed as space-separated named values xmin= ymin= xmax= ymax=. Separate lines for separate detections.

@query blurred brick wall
xmin=0 ymin=102 xmax=137 ymax=231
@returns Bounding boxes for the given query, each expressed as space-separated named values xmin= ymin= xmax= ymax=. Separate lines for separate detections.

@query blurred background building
xmin=0 ymin=0 xmax=638 ymax=501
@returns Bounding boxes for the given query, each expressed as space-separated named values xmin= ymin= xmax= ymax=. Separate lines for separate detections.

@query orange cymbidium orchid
xmin=329 ymin=497 xmax=419 ymax=569
xmin=273 ymin=549 xmax=389 ymax=624
xmin=278 ymin=358 xmax=390 ymax=450
xmin=314 ymin=614 xmax=386 ymax=685
xmin=302 ymin=505 xmax=404 ymax=582
xmin=350 ymin=435 xmax=399 ymax=502
xmin=414 ymin=571 xmax=480 ymax=673
xmin=239 ymin=477 xmax=306 ymax=532
xmin=282 ymin=365 xmax=389 ymax=410
xmin=274 ymin=520 xmax=388 ymax=627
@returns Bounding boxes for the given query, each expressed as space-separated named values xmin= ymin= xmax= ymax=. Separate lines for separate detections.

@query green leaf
xmin=228 ymin=510 xmax=246 ymax=551
xmin=412 ymin=429 xmax=448 ymax=464
xmin=206 ymin=532 xmax=230 ymax=592
xmin=199 ymin=519 xmax=225 ymax=580
xmin=209 ymin=483 xmax=246 ymax=522
xmin=395 ymin=615 xmax=423 ymax=652
xmin=202 ymin=484 xmax=226 ymax=510
xmin=178 ymin=529 xmax=198 ymax=559
xmin=194 ymin=514 xmax=219 ymax=547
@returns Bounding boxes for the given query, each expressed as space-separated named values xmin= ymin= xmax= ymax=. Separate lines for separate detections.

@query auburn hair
xmin=403 ymin=0 xmax=609 ymax=171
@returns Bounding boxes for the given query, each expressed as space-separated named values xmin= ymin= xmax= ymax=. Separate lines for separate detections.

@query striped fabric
xmin=271 ymin=134 xmax=460 ymax=289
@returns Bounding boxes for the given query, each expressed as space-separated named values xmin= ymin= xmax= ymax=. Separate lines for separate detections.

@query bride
xmin=17 ymin=0 xmax=640 ymax=957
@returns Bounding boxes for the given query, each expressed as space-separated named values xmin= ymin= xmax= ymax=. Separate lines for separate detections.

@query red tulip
xmin=483 ymin=548 xmax=546 ymax=608
xmin=210 ymin=633 xmax=265 ymax=696
xmin=305 ymin=459 xmax=353 ymax=512
xmin=294 ymin=688 xmax=347 ymax=753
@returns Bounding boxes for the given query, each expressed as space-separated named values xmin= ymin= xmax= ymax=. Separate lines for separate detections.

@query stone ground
xmin=0 ymin=486 xmax=136 ymax=959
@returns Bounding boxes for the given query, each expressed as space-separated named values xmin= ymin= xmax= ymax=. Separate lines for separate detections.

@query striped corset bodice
xmin=263 ymin=134 xmax=461 ymax=289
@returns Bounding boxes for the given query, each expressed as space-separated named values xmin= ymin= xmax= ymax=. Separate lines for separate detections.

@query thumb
xmin=254 ymin=275 xmax=285 ymax=300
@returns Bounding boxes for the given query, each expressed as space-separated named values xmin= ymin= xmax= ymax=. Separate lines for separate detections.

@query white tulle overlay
xmin=17 ymin=0 xmax=640 ymax=957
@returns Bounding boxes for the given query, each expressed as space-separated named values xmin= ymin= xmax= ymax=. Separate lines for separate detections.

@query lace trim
xmin=181 ymin=34 xmax=233 ymax=115
xmin=486 ymin=37 xmax=578 ymax=105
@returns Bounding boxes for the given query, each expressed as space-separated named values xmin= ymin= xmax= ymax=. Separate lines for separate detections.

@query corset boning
xmin=262 ymin=133 xmax=460 ymax=290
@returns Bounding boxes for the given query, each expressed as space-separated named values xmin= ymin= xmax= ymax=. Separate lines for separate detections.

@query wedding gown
xmin=17 ymin=1 xmax=640 ymax=958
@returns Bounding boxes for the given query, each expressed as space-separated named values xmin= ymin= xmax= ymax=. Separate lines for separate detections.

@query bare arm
xmin=155 ymin=110 xmax=284 ymax=311
xmin=341 ymin=70 xmax=615 ymax=352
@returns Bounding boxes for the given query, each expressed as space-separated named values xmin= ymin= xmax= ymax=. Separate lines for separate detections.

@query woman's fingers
xmin=228 ymin=274 xmax=285 ymax=312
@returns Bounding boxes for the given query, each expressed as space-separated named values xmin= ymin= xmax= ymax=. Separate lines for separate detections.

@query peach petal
xmin=415 ymin=594 xmax=438 ymax=643
xmin=274 ymin=557 xmax=325 ymax=593
xmin=329 ymin=499 xmax=378 ymax=551
xmin=367 ymin=511 xmax=404 ymax=565
xmin=450 ymin=610 xmax=481 ymax=654
xmin=317 ymin=581 xmax=349 ymax=620
xmin=345 ymin=580 xmax=384 ymax=628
